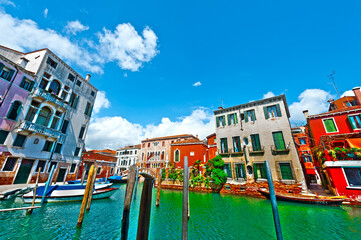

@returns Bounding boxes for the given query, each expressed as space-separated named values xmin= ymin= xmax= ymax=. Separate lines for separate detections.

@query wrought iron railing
xmin=19 ymin=121 xmax=66 ymax=142
xmin=271 ymin=142 xmax=291 ymax=153
xmin=32 ymin=88 xmax=69 ymax=109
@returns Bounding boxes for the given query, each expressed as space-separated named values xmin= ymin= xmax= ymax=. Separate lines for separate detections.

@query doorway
xmin=56 ymin=168 xmax=67 ymax=182
xmin=14 ymin=159 xmax=34 ymax=184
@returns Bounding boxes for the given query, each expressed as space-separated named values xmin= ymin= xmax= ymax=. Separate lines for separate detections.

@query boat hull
xmin=258 ymin=189 xmax=344 ymax=206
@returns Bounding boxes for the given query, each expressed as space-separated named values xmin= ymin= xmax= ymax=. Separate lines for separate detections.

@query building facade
xmin=80 ymin=150 xmax=116 ymax=180
xmin=214 ymin=95 xmax=305 ymax=185
xmin=116 ymin=145 xmax=140 ymax=174
xmin=0 ymin=45 xmax=97 ymax=184
xmin=207 ymin=133 xmax=217 ymax=160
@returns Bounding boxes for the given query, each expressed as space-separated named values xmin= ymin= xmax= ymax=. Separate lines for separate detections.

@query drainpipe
xmin=0 ymin=65 xmax=20 ymax=108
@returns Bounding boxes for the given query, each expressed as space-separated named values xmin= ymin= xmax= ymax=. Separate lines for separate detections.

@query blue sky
xmin=0 ymin=0 xmax=360 ymax=149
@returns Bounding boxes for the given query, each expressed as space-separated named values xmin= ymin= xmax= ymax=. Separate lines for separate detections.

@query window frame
xmin=1 ymin=157 xmax=18 ymax=172
xmin=174 ymin=149 xmax=180 ymax=162
xmin=348 ymin=114 xmax=361 ymax=130
xmin=35 ymin=160 xmax=47 ymax=173
xmin=322 ymin=118 xmax=339 ymax=133
xmin=278 ymin=162 xmax=294 ymax=180
xmin=12 ymin=134 xmax=27 ymax=148
xmin=47 ymin=161 xmax=58 ymax=172
xmin=0 ymin=130 xmax=9 ymax=145
xmin=343 ymin=167 xmax=361 ymax=188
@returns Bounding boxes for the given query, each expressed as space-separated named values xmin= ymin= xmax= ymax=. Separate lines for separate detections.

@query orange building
xmin=79 ymin=150 xmax=116 ymax=179
xmin=170 ymin=138 xmax=209 ymax=171
xmin=207 ymin=133 xmax=217 ymax=160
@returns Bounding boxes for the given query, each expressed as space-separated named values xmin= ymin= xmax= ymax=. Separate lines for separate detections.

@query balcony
xmin=32 ymin=88 xmax=69 ymax=110
xmin=19 ymin=121 xmax=66 ymax=142
xmin=218 ymin=149 xmax=230 ymax=157
xmin=271 ymin=143 xmax=290 ymax=155
xmin=229 ymin=148 xmax=244 ymax=156
xmin=248 ymin=146 xmax=265 ymax=155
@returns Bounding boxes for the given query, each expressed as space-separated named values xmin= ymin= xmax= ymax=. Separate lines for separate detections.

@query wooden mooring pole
xmin=63 ymin=166 xmax=70 ymax=185
xmin=41 ymin=165 xmax=55 ymax=206
xmin=81 ymin=169 xmax=86 ymax=185
xmin=27 ymin=170 xmax=41 ymax=215
xmin=121 ymin=165 xmax=137 ymax=240
xmin=265 ymin=160 xmax=283 ymax=240
xmin=156 ymin=168 xmax=162 ymax=207
xmin=86 ymin=166 xmax=98 ymax=211
xmin=136 ymin=175 xmax=153 ymax=240
xmin=133 ymin=167 xmax=139 ymax=200
xmin=77 ymin=165 xmax=95 ymax=227
xmin=182 ymin=156 xmax=189 ymax=240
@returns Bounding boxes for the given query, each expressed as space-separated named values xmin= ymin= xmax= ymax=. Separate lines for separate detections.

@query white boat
xmin=22 ymin=184 xmax=118 ymax=203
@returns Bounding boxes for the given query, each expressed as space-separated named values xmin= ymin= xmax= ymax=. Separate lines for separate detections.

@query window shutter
xmin=227 ymin=114 xmax=231 ymax=125
xmin=244 ymin=111 xmax=249 ymax=122
xmin=348 ymin=116 xmax=356 ymax=130
xmin=241 ymin=164 xmax=246 ymax=179
xmin=222 ymin=116 xmax=226 ymax=126
xmin=29 ymin=81 xmax=35 ymax=92
xmin=253 ymin=110 xmax=256 ymax=120
xmin=253 ymin=163 xmax=258 ymax=180
xmin=262 ymin=162 xmax=267 ymax=178
xmin=224 ymin=138 xmax=228 ymax=152
xmin=216 ymin=117 xmax=220 ymax=127
xmin=8 ymin=69 xmax=15 ymax=81
xmin=89 ymin=105 xmax=93 ymax=117
xmin=263 ymin=107 xmax=269 ymax=119
xmin=20 ymin=77 xmax=26 ymax=88
xmin=234 ymin=113 xmax=238 ymax=124
xmin=74 ymin=96 xmax=79 ymax=109
xmin=0 ymin=63 xmax=4 ymax=72
xmin=275 ymin=104 xmax=282 ymax=117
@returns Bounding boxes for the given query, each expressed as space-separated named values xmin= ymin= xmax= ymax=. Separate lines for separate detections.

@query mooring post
xmin=86 ymin=166 xmax=98 ymax=211
xmin=188 ymin=167 xmax=190 ymax=219
xmin=121 ymin=165 xmax=137 ymax=240
xmin=41 ymin=165 xmax=55 ymax=206
xmin=156 ymin=168 xmax=162 ymax=207
xmin=182 ymin=157 xmax=189 ymax=240
xmin=265 ymin=160 xmax=283 ymax=240
xmin=63 ymin=166 xmax=70 ymax=185
xmin=81 ymin=169 xmax=86 ymax=185
xmin=136 ymin=176 xmax=153 ymax=240
xmin=133 ymin=167 xmax=139 ymax=200
xmin=105 ymin=170 xmax=109 ymax=182
xmin=77 ymin=165 xmax=95 ymax=227
xmin=27 ymin=170 xmax=41 ymax=214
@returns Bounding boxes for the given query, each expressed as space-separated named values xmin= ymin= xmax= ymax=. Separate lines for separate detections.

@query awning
xmin=346 ymin=138 xmax=361 ymax=149
xmin=306 ymin=168 xmax=317 ymax=175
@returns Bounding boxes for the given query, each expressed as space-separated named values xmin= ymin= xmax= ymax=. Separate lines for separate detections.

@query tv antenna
xmin=328 ymin=71 xmax=341 ymax=99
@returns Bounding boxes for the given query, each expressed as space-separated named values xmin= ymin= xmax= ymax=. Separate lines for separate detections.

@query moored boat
xmin=258 ymin=189 xmax=345 ymax=206
xmin=107 ymin=175 xmax=126 ymax=183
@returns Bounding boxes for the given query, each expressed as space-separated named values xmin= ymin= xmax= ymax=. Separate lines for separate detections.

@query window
xmin=264 ymin=104 xmax=282 ymax=119
xmin=235 ymin=164 xmax=246 ymax=179
xmin=323 ymin=118 xmax=338 ymax=133
xmin=344 ymin=168 xmax=361 ymax=187
xmin=48 ymin=162 xmax=57 ymax=172
xmin=272 ymin=131 xmax=286 ymax=150
xmin=223 ymin=163 xmax=232 ymax=178
xmin=253 ymin=162 xmax=267 ymax=179
xmin=43 ymin=141 xmax=54 ymax=152
xmin=0 ymin=64 xmax=14 ymax=81
xmin=174 ymin=149 xmax=180 ymax=162
xmin=245 ymin=109 xmax=256 ymax=122
xmin=19 ymin=77 xmax=34 ymax=91
xmin=279 ymin=163 xmax=293 ymax=180
xmin=232 ymin=136 xmax=241 ymax=152
xmin=303 ymin=154 xmax=312 ymax=162
xmin=97 ymin=167 xmax=102 ymax=175
xmin=0 ymin=130 xmax=9 ymax=144
xmin=148 ymin=143 xmax=150 ymax=147
xmin=68 ymin=73 xmax=75 ymax=82
xmin=190 ymin=151 xmax=195 ymax=156
xmin=79 ymin=126 xmax=86 ymax=139
xmin=48 ymin=80 xmax=61 ymax=95
xmin=60 ymin=119 xmax=69 ymax=134
xmin=227 ymin=113 xmax=238 ymax=125
xmin=2 ymin=157 xmax=17 ymax=171
xmin=84 ymin=102 xmax=93 ymax=117
xmin=43 ymin=72 xmax=51 ymax=79
xmin=35 ymin=160 xmax=47 ymax=173
xmin=54 ymin=143 xmax=63 ymax=153
xmin=35 ymin=107 xmax=52 ymax=126
xmin=76 ymin=80 xmax=82 ymax=87
xmin=216 ymin=115 xmax=226 ymax=127
xmin=250 ymin=134 xmax=261 ymax=151
xmin=70 ymin=163 xmax=77 ymax=173
xmin=110 ymin=168 xmax=114 ymax=175
xmin=74 ymin=147 xmax=81 ymax=157
xmin=162 ymin=141 xmax=165 ymax=147
xmin=91 ymin=91 xmax=95 ymax=97
xmin=25 ymin=100 xmax=40 ymax=122
xmin=50 ymin=111 xmax=62 ymax=130
xmin=348 ymin=115 xmax=361 ymax=130
xmin=13 ymin=134 xmax=26 ymax=147
xmin=220 ymin=138 xmax=228 ymax=153
xmin=47 ymin=57 xmax=58 ymax=68
xmin=39 ymin=78 xmax=49 ymax=90
xmin=299 ymin=138 xmax=307 ymax=145
xmin=7 ymin=101 xmax=22 ymax=120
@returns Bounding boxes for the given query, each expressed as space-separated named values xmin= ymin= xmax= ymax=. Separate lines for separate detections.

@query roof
xmin=308 ymin=105 xmax=361 ymax=119
xmin=116 ymin=144 xmax=141 ymax=150
xmin=213 ymin=94 xmax=290 ymax=118
xmin=0 ymin=54 xmax=36 ymax=78
xmin=87 ymin=149 xmax=116 ymax=155
xmin=329 ymin=96 xmax=357 ymax=110
xmin=206 ymin=133 xmax=216 ymax=138
xmin=141 ymin=134 xmax=195 ymax=142
xmin=171 ymin=138 xmax=207 ymax=146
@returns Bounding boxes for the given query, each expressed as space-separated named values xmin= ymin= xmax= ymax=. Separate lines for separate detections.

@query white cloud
xmin=263 ymin=91 xmax=275 ymax=99
xmin=93 ymin=91 xmax=110 ymax=115
xmin=0 ymin=0 xmax=15 ymax=6
xmin=0 ymin=11 xmax=158 ymax=73
xmin=43 ymin=8 xmax=48 ymax=18
xmin=289 ymin=89 xmax=334 ymax=123
xmin=86 ymin=108 xmax=214 ymax=150
xmin=97 ymin=23 xmax=158 ymax=71
xmin=341 ymin=87 xmax=360 ymax=97
xmin=64 ymin=20 xmax=89 ymax=35
xmin=193 ymin=81 xmax=202 ymax=87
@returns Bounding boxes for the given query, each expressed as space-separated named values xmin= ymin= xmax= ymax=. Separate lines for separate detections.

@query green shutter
xmin=273 ymin=132 xmax=285 ymax=150
xmin=8 ymin=69 xmax=15 ymax=81
xmin=253 ymin=110 xmax=256 ymax=120
xmin=275 ymin=104 xmax=282 ymax=117
xmin=234 ymin=113 xmax=238 ymax=124
xmin=262 ymin=163 xmax=267 ymax=179
xmin=216 ymin=117 xmax=220 ymax=127
xmin=89 ymin=105 xmax=93 ymax=117
xmin=244 ymin=111 xmax=249 ymax=122
xmin=280 ymin=163 xmax=293 ymax=180
xmin=29 ymin=81 xmax=35 ymax=92
xmin=222 ymin=116 xmax=226 ymax=126
xmin=348 ymin=116 xmax=356 ymax=130
xmin=74 ymin=96 xmax=79 ymax=109
xmin=224 ymin=138 xmax=228 ymax=152
xmin=263 ymin=107 xmax=269 ymax=119
xmin=20 ymin=77 xmax=26 ymax=88
xmin=241 ymin=164 xmax=246 ymax=180
xmin=324 ymin=119 xmax=337 ymax=132
xmin=253 ymin=163 xmax=258 ymax=180
xmin=227 ymin=114 xmax=231 ymax=125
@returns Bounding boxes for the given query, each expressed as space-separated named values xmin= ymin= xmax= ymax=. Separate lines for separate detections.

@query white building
xmin=115 ymin=145 xmax=140 ymax=174
xmin=0 ymin=45 xmax=97 ymax=184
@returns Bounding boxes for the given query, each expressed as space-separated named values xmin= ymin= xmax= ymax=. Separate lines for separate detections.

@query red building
xmin=79 ymin=150 xmax=116 ymax=180
xmin=305 ymin=87 xmax=361 ymax=200
xmin=207 ymin=133 xmax=217 ymax=160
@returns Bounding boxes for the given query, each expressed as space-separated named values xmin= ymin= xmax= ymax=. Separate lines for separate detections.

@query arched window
xmin=36 ymin=107 xmax=52 ymax=126
xmin=7 ymin=101 xmax=22 ymax=120
xmin=161 ymin=151 xmax=164 ymax=160
xmin=48 ymin=80 xmax=61 ymax=95
xmin=174 ymin=149 xmax=180 ymax=162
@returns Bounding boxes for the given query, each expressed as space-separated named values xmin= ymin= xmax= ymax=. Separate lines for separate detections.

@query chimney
xmin=303 ymin=110 xmax=309 ymax=119
xmin=196 ymin=134 xmax=198 ymax=139
xmin=18 ymin=57 xmax=29 ymax=68
xmin=85 ymin=74 xmax=91 ymax=81
xmin=218 ymin=107 xmax=223 ymax=110
xmin=352 ymin=87 xmax=361 ymax=106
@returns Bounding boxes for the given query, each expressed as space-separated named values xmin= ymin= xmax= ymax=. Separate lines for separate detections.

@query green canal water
xmin=0 ymin=183 xmax=361 ymax=239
